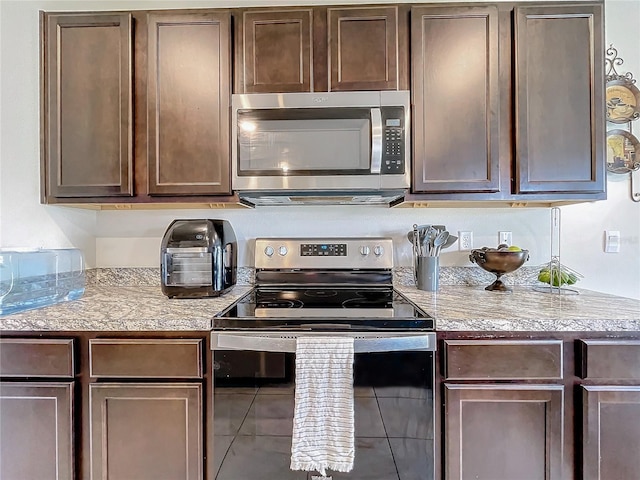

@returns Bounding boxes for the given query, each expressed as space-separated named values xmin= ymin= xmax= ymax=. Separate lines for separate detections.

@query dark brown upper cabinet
xmin=328 ymin=7 xmax=401 ymax=91
xmin=238 ymin=9 xmax=313 ymax=93
xmin=409 ymin=1 xmax=605 ymax=202
xmin=147 ymin=12 xmax=231 ymax=196
xmin=236 ymin=6 xmax=408 ymax=93
xmin=411 ymin=5 xmax=500 ymax=194
xmin=513 ymin=4 xmax=605 ymax=195
xmin=41 ymin=13 xmax=133 ymax=199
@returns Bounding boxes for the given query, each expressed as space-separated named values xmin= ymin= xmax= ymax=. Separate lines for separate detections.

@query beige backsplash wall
xmin=95 ymin=206 xmax=552 ymax=267
xmin=1 ymin=0 xmax=639 ymax=300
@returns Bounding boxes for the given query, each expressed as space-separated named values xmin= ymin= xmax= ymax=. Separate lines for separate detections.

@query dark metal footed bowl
xmin=469 ymin=249 xmax=529 ymax=292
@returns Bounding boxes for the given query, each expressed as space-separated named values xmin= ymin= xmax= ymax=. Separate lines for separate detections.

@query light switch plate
xmin=604 ymin=230 xmax=620 ymax=253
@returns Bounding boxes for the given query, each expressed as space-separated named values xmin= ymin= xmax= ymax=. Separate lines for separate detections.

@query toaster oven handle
xmin=370 ymin=108 xmax=383 ymax=174
xmin=211 ymin=332 xmax=435 ymax=353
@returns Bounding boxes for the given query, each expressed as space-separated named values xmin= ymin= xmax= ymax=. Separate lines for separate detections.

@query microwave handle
xmin=370 ymin=108 xmax=383 ymax=174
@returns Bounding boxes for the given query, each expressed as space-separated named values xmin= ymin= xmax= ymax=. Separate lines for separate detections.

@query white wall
xmin=561 ymin=0 xmax=640 ymax=300
xmin=1 ymin=0 xmax=638 ymax=299
xmin=0 ymin=0 xmax=98 ymax=262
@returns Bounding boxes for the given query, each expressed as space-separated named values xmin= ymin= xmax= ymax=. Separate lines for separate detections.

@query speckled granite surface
xmin=394 ymin=265 xmax=540 ymax=287
xmin=91 ymin=266 xmax=536 ymax=288
xmin=2 ymin=268 xmax=638 ymax=332
xmin=396 ymin=285 xmax=640 ymax=331
xmin=0 ymin=285 xmax=251 ymax=331
xmin=88 ymin=267 xmax=255 ymax=287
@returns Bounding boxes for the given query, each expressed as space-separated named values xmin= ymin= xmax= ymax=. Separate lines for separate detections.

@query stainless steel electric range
xmin=211 ymin=238 xmax=435 ymax=480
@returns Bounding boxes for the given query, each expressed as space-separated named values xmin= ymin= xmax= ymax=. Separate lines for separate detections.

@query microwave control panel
xmin=381 ymin=107 xmax=405 ymax=174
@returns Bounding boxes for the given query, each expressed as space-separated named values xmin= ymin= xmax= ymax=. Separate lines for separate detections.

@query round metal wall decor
xmin=605 ymin=44 xmax=639 ymax=124
xmin=606 ymin=129 xmax=640 ymax=174
xmin=606 ymin=79 xmax=640 ymax=124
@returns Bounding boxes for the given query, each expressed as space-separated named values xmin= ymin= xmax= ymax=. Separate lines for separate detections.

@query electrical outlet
xmin=458 ymin=231 xmax=473 ymax=251
xmin=499 ymin=231 xmax=512 ymax=246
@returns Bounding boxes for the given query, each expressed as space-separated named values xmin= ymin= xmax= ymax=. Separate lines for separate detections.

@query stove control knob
xmin=374 ymin=245 xmax=385 ymax=257
xmin=278 ymin=245 xmax=288 ymax=256
xmin=359 ymin=246 xmax=371 ymax=256
xmin=264 ymin=246 xmax=275 ymax=257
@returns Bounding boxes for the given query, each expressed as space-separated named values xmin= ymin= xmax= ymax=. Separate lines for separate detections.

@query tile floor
xmin=213 ymin=386 xmax=434 ymax=479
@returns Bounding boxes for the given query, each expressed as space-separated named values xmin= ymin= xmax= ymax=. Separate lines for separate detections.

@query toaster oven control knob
xmin=374 ymin=245 xmax=385 ymax=257
xmin=359 ymin=246 xmax=371 ymax=256
xmin=264 ymin=246 xmax=275 ymax=257
xmin=278 ymin=245 xmax=288 ymax=256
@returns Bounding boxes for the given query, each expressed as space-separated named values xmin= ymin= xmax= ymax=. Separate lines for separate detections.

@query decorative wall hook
xmin=605 ymin=45 xmax=639 ymax=125
xmin=606 ymin=45 xmax=637 ymax=84
xmin=605 ymin=44 xmax=639 ymax=200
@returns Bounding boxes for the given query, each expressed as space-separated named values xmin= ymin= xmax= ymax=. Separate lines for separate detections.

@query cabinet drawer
xmin=0 ymin=338 xmax=74 ymax=378
xmin=89 ymin=339 xmax=203 ymax=379
xmin=444 ymin=340 xmax=563 ymax=380
xmin=580 ymin=340 xmax=640 ymax=380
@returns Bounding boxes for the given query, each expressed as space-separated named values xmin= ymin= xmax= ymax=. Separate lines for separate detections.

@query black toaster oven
xmin=160 ymin=219 xmax=237 ymax=298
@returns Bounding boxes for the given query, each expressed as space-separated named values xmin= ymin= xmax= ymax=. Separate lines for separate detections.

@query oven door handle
xmin=211 ymin=332 xmax=435 ymax=353
xmin=370 ymin=108 xmax=383 ymax=174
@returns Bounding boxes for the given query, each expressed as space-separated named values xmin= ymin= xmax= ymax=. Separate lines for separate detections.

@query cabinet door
xmin=43 ymin=13 xmax=133 ymax=198
xmin=0 ymin=382 xmax=74 ymax=480
xmin=445 ymin=384 xmax=564 ymax=480
xmin=583 ymin=386 xmax=640 ymax=480
xmin=514 ymin=4 xmax=605 ymax=194
xmin=238 ymin=9 xmax=313 ymax=93
xmin=411 ymin=6 xmax=500 ymax=193
xmin=328 ymin=6 xmax=402 ymax=91
xmin=89 ymin=383 xmax=202 ymax=480
xmin=147 ymin=13 xmax=231 ymax=196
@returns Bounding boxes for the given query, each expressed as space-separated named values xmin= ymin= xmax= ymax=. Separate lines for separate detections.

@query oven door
xmin=211 ymin=331 xmax=435 ymax=480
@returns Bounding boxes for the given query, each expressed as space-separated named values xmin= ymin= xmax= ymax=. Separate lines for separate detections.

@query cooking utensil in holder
xmin=415 ymin=255 xmax=439 ymax=291
xmin=409 ymin=223 xmax=449 ymax=291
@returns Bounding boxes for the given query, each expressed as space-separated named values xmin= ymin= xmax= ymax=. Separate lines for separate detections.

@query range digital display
xmin=300 ymin=243 xmax=347 ymax=256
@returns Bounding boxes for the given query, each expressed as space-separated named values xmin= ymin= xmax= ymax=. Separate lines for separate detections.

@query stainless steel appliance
xmin=160 ymin=219 xmax=237 ymax=298
xmin=232 ymin=91 xmax=410 ymax=206
xmin=212 ymin=237 xmax=435 ymax=479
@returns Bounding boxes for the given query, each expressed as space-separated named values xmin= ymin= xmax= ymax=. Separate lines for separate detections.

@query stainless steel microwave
xmin=231 ymin=91 xmax=410 ymax=196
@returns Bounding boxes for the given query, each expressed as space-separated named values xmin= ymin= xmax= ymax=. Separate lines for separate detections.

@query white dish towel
xmin=290 ymin=336 xmax=355 ymax=476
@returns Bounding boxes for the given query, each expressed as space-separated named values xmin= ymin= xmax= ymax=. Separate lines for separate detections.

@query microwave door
xmin=370 ymin=107 xmax=383 ymax=174
xmin=236 ymin=108 xmax=374 ymax=175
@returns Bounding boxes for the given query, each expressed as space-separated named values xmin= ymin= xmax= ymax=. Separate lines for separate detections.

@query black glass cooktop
xmin=214 ymin=287 xmax=434 ymax=330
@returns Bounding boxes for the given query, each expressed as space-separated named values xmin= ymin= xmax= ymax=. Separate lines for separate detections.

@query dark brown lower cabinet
xmin=0 ymin=382 xmax=74 ymax=480
xmin=582 ymin=386 xmax=640 ymax=480
xmin=89 ymin=383 xmax=203 ymax=480
xmin=444 ymin=384 xmax=564 ymax=480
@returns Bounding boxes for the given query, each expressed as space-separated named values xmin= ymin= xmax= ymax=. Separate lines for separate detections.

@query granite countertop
xmin=0 ymin=285 xmax=252 ymax=331
xmin=1 ymin=283 xmax=639 ymax=332
xmin=397 ymin=285 xmax=640 ymax=331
